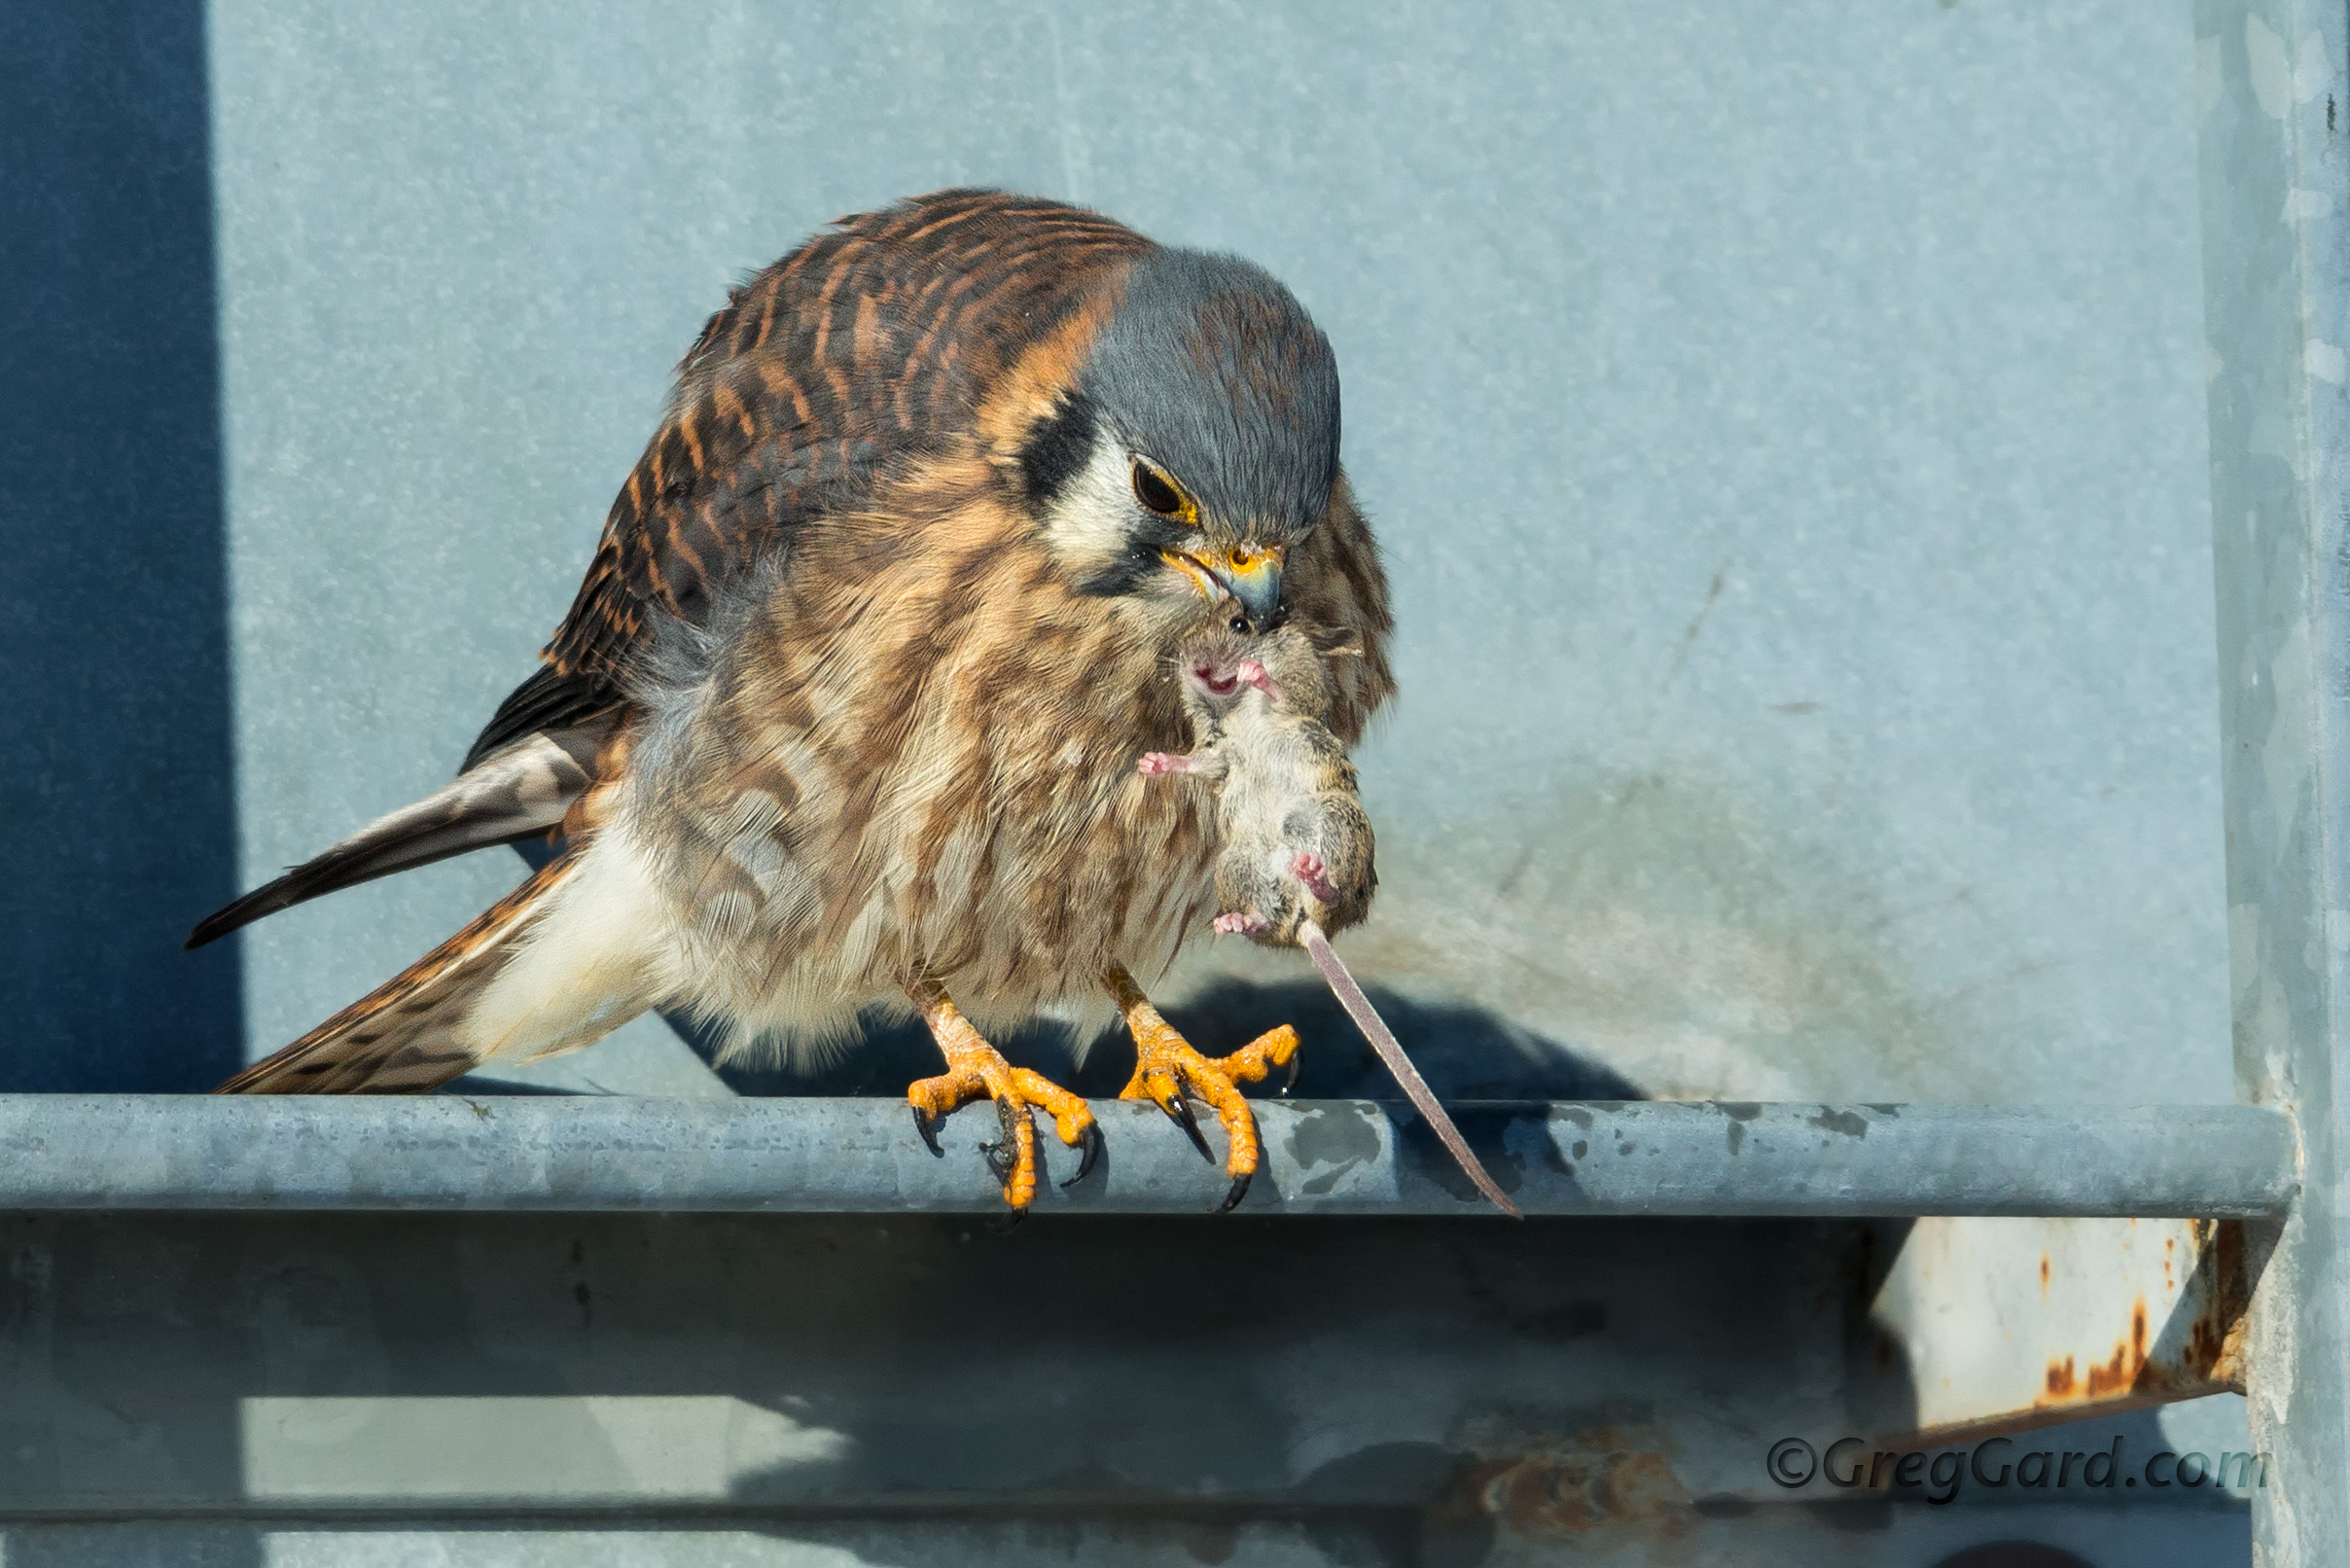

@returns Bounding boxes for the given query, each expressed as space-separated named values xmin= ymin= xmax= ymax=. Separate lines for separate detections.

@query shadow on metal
xmin=0 ymin=0 xmax=243 ymax=1092
xmin=508 ymin=833 xmax=1645 ymax=1105
xmin=0 ymin=1209 xmax=1913 ymax=1550
xmin=663 ymin=979 xmax=1648 ymax=1105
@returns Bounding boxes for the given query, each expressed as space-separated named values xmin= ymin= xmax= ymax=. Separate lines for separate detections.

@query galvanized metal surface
xmin=1864 ymin=1217 xmax=2250 ymax=1441
xmin=0 ymin=1515 xmax=2261 ymax=1568
xmin=0 ymin=1209 xmax=2259 ymax=1567
xmin=0 ymin=1097 xmax=2297 ymax=1219
xmin=187 ymin=0 xmax=2231 ymax=1113
xmin=2196 ymin=0 xmax=2350 ymax=1561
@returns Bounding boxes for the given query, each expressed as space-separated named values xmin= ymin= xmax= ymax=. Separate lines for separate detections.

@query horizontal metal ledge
xmin=0 ymin=1095 xmax=2297 ymax=1217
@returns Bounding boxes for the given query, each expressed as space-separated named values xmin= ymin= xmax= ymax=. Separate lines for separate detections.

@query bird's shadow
xmin=498 ymin=839 xmax=1637 ymax=1102
xmin=684 ymin=977 xmax=1641 ymax=1103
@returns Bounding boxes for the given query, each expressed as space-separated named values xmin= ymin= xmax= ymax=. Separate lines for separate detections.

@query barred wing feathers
xmin=469 ymin=190 xmax=1152 ymax=766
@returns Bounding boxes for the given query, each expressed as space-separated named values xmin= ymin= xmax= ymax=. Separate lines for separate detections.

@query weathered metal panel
xmin=0 ymin=1210 xmax=2260 ymax=1565
xmin=0 ymin=1211 xmax=1847 ymax=1515
xmin=1864 ymin=1217 xmax=2251 ymax=1441
xmin=0 ymin=1513 xmax=2265 ymax=1568
xmin=0 ymin=1097 xmax=2297 ymax=1218
xmin=199 ymin=0 xmax=2228 ymax=1113
xmin=2196 ymin=0 xmax=2350 ymax=1561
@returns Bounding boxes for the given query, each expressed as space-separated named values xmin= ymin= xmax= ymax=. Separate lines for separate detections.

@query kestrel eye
xmin=1131 ymin=460 xmax=1185 ymax=517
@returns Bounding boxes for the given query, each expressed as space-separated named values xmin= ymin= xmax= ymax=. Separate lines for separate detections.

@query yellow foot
xmin=906 ymin=988 xmax=1099 ymax=1213
xmin=1106 ymin=965 xmax=1300 ymax=1212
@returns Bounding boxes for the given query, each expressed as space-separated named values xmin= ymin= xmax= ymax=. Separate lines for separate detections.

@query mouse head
xmin=1228 ymin=624 xmax=1332 ymax=721
xmin=1169 ymin=626 xmax=1255 ymax=730
xmin=1176 ymin=624 xmax=1331 ymax=724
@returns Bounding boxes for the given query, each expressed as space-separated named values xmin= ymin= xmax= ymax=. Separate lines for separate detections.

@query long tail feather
xmin=186 ymin=725 xmax=612 ymax=950
xmin=217 ymin=851 xmax=599 ymax=1094
xmin=1300 ymin=919 xmax=1522 ymax=1218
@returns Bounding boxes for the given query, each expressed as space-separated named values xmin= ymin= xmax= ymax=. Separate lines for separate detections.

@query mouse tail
xmin=1298 ymin=919 xmax=1522 ymax=1218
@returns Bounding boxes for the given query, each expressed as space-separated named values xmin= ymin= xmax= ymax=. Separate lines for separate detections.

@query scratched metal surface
xmin=0 ymin=1210 xmax=2261 ymax=1566
xmin=0 ymin=1097 xmax=2297 ymax=1217
xmin=2197 ymin=0 xmax=2350 ymax=1553
xmin=190 ymin=0 xmax=2229 ymax=1110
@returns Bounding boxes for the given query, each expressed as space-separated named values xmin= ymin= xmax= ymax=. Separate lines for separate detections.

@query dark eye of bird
xmin=1131 ymin=460 xmax=1184 ymax=517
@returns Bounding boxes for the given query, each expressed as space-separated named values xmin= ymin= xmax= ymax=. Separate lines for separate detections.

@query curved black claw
xmin=911 ymin=1105 xmax=946 ymax=1158
xmin=1059 ymin=1121 xmax=1105 ymax=1190
xmin=1160 ymin=1093 xmax=1215 ymax=1164
xmin=1218 ymin=1170 xmax=1253 ymax=1213
xmin=1282 ymin=1051 xmax=1301 ymax=1096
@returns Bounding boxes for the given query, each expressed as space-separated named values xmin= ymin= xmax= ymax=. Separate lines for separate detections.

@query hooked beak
xmin=1159 ymin=543 xmax=1287 ymax=630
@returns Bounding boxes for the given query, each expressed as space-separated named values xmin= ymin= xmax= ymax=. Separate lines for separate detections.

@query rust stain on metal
xmin=2158 ymin=1220 xmax=2250 ymax=1393
xmin=1433 ymin=1424 xmax=1688 ymax=1538
xmin=2083 ymin=1301 xmax=2149 ymax=1397
xmin=2031 ymin=1221 xmax=2251 ymax=1413
xmin=2038 ymin=1253 xmax=2048 ymax=1295
xmin=2201 ymin=1219 xmax=2252 ymax=1391
xmin=1901 ymin=1221 xmax=2258 ymax=1449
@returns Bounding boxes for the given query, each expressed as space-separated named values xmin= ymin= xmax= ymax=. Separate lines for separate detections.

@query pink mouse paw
xmin=1235 ymin=659 xmax=1281 ymax=701
xmin=1137 ymin=751 xmax=1194 ymax=776
xmin=1289 ymin=850 xmax=1340 ymax=904
xmin=1214 ymin=910 xmax=1270 ymax=936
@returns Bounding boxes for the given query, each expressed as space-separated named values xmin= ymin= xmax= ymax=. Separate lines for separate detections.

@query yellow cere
xmin=1158 ymin=550 xmax=1222 ymax=602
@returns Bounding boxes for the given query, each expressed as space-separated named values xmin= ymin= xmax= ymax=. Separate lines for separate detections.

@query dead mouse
xmin=1141 ymin=624 xmax=1520 ymax=1218
xmin=1140 ymin=623 xmax=1375 ymax=944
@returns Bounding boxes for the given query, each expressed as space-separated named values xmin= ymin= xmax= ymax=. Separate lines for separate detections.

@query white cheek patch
xmin=1036 ymin=439 xmax=1145 ymax=572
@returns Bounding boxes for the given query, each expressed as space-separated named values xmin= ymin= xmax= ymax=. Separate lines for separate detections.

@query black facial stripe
xmin=1016 ymin=390 xmax=1096 ymax=508
xmin=1073 ymin=552 xmax=1156 ymax=598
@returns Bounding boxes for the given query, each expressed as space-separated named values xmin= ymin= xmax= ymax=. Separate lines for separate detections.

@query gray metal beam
xmin=2199 ymin=1 xmax=2350 ymax=1561
xmin=0 ymin=1096 xmax=2295 ymax=1218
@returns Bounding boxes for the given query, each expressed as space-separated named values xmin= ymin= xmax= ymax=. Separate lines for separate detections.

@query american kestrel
xmin=189 ymin=190 xmax=1396 ymax=1211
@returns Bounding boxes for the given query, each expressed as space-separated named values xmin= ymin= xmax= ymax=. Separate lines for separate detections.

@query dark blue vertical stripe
xmin=0 ymin=1 xmax=243 ymax=1089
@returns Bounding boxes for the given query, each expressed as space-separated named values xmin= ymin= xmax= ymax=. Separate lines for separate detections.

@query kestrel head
xmin=1015 ymin=248 xmax=1339 ymax=636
